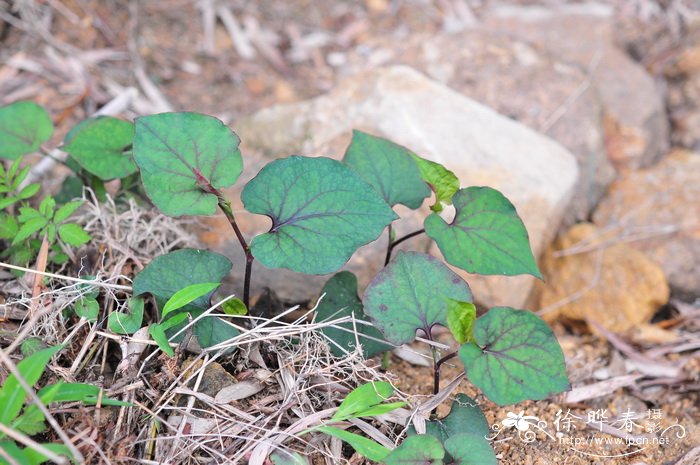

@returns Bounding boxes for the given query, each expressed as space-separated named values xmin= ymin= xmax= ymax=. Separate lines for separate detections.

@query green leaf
xmin=444 ymin=433 xmax=497 ymax=465
xmin=132 ymin=249 xmax=232 ymax=317
xmin=45 ymin=224 xmax=56 ymax=244
xmin=352 ymin=402 xmax=406 ymax=419
xmin=270 ymin=450 xmax=308 ymax=465
xmin=63 ymin=116 xmax=136 ymax=180
xmin=221 ymin=298 xmax=248 ymax=316
xmin=446 ymin=300 xmax=476 ymax=344
xmin=316 ymin=272 xmax=392 ymax=358
xmin=38 ymin=196 xmax=55 ymax=218
xmin=160 ymin=312 xmax=189 ymax=331
xmin=382 ymin=435 xmax=444 ymax=465
xmin=149 ymin=323 xmax=174 ymax=356
xmin=342 ymin=130 xmax=430 ymax=209
xmin=333 ymin=381 xmax=394 ymax=421
xmin=0 ymin=213 xmax=18 ymax=239
xmin=242 ymin=156 xmax=397 ymax=274
xmin=410 ymin=154 xmax=459 ymax=213
xmin=192 ymin=315 xmax=240 ymax=350
xmin=108 ymin=297 xmax=145 ymax=335
xmin=0 ymin=441 xmax=29 ymax=464
xmin=0 ymin=441 xmax=72 ymax=465
xmin=459 ymin=307 xmax=570 ymax=406
xmin=57 ymin=223 xmax=91 ymax=246
xmin=7 ymin=159 xmax=20 ymax=180
xmin=0 ymin=101 xmax=53 ymax=160
xmin=17 ymin=182 xmax=40 ymax=200
xmin=425 ymin=187 xmax=542 ymax=278
xmin=0 ymin=345 xmax=62 ymax=424
xmin=74 ymin=297 xmax=99 ymax=322
xmin=363 ymin=252 xmax=472 ymax=345
xmin=420 ymin=394 xmax=490 ymax=444
xmin=12 ymin=166 xmax=31 ymax=190
xmin=162 ymin=282 xmax=220 ymax=320
xmin=53 ymin=200 xmax=83 ymax=223
xmin=316 ymin=426 xmax=389 ymax=462
xmin=133 ymin=112 xmax=243 ymax=216
xmin=24 ymin=443 xmax=72 ymax=465
xmin=35 ymin=382 xmax=130 ymax=406
xmin=0 ymin=197 xmax=18 ymax=211
xmin=12 ymin=216 xmax=47 ymax=245
xmin=17 ymin=207 xmax=41 ymax=223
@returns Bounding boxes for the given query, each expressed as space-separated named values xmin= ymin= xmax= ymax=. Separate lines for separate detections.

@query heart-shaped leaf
xmin=192 ymin=315 xmax=240 ymax=351
xmin=421 ymin=394 xmax=490 ymax=444
xmin=0 ymin=101 xmax=53 ymax=160
xmin=316 ymin=272 xmax=391 ymax=358
xmin=459 ymin=307 xmax=570 ymax=406
xmin=410 ymin=154 xmax=459 ymax=213
xmin=133 ymin=112 xmax=242 ymax=216
xmin=363 ymin=252 xmax=472 ymax=345
xmin=446 ymin=300 xmax=476 ymax=344
xmin=424 ymin=187 xmax=541 ymax=278
xmin=108 ymin=297 xmax=145 ymax=335
xmin=132 ymin=249 xmax=232 ymax=317
xmin=63 ymin=116 xmax=136 ymax=180
xmin=444 ymin=433 xmax=497 ymax=465
xmin=382 ymin=435 xmax=444 ymax=465
xmin=343 ymin=130 xmax=430 ymax=209
xmin=242 ymin=156 xmax=397 ymax=274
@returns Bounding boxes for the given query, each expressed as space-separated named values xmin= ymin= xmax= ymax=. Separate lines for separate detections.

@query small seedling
xmin=0 ymin=345 xmax=129 ymax=465
xmin=0 ymin=102 xmax=571 ymax=464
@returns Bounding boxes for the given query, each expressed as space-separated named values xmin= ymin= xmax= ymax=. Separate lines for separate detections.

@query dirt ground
xmin=1 ymin=1 xmax=699 ymax=464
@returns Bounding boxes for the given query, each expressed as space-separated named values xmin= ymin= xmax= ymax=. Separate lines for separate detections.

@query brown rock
xmin=483 ymin=3 xmax=669 ymax=171
xmin=536 ymin=223 xmax=669 ymax=333
xmin=593 ymin=150 xmax=700 ymax=299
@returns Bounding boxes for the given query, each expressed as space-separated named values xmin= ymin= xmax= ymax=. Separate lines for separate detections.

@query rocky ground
xmin=1 ymin=0 xmax=699 ymax=464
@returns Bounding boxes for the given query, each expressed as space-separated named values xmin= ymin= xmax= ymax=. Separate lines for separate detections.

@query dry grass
xmin=0 ymin=191 xmax=421 ymax=465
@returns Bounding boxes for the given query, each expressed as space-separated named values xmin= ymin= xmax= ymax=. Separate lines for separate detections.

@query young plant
xmin=302 ymin=381 xmax=406 ymax=463
xmin=5 ymin=102 xmax=571 ymax=463
xmin=0 ymin=345 xmax=129 ymax=465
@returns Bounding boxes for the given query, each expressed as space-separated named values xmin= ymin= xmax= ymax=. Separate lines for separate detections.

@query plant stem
xmin=384 ymin=228 xmax=426 ymax=266
xmin=435 ymin=351 xmax=458 ymax=395
xmin=217 ymin=198 xmax=254 ymax=308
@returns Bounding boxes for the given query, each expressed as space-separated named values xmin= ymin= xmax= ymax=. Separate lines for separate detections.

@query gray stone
xmin=483 ymin=3 xmax=669 ymax=170
xmin=236 ymin=66 xmax=579 ymax=309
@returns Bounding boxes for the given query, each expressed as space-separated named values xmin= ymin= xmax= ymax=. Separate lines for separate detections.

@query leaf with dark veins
xmin=343 ymin=130 xmax=430 ymax=209
xmin=133 ymin=112 xmax=242 ymax=216
xmin=424 ymin=187 xmax=542 ymax=278
xmin=241 ymin=156 xmax=397 ymax=274
xmin=363 ymin=252 xmax=472 ymax=345
xmin=459 ymin=307 xmax=570 ymax=406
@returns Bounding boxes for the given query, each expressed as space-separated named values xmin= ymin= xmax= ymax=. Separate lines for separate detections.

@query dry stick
xmin=0 ymin=423 xmax=67 ymax=465
xmin=0 ymin=349 xmax=84 ymax=463
xmin=0 ymin=262 xmax=132 ymax=291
